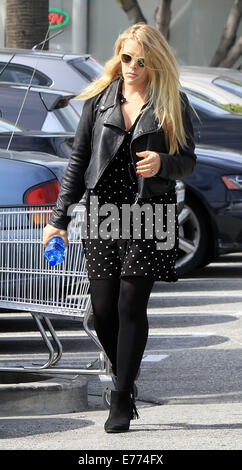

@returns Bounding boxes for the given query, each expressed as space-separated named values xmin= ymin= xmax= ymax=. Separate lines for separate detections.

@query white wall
xmin=1 ymin=0 xmax=242 ymax=68
xmin=170 ymin=0 xmax=242 ymax=67
xmin=0 ymin=0 xmax=6 ymax=47
xmin=88 ymin=0 xmax=242 ymax=67
xmin=88 ymin=0 xmax=158 ymax=64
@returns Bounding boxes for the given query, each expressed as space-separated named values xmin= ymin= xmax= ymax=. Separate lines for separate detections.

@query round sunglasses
xmin=120 ymin=53 xmax=145 ymax=68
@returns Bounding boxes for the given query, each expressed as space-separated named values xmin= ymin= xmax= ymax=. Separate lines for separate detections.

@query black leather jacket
xmin=49 ymin=78 xmax=197 ymax=230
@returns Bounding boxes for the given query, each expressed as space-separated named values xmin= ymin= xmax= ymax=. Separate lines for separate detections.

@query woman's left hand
xmin=136 ymin=151 xmax=161 ymax=177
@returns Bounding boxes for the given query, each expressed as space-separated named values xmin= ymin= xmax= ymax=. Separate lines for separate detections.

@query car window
xmin=0 ymin=63 xmax=52 ymax=86
xmin=41 ymin=112 xmax=66 ymax=132
xmin=68 ymin=57 xmax=103 ymax=81
xmin=0 ymin=85 xmax=79 ymax=132
xmin=183 ymin=88 xmax=232 ymax=115
xmin=0 ymin=86 xmax=47 ymax=130
xmin=213 ymin=77 xmax=242 ymax=98
xmin=52 ymin=103 xmax=79 ymax=132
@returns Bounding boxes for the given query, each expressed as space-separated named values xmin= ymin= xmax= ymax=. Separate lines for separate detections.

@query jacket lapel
xmin=104 ymin=101 xmax=126 ymax=131
xmin=132 ymin=105 xmax=160 ymax=141
xmin=98 ymin=77 xmax=160 ymax=136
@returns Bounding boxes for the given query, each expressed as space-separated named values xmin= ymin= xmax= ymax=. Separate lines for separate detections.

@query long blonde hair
xmin=76 ymin=24 xmax=189 ymax=155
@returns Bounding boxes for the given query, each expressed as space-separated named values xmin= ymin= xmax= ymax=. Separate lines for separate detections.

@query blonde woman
xmin=43 ymin=24 xmax=196 ymax=433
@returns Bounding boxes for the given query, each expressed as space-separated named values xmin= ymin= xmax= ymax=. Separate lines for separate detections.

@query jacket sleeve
xmin=154 ymin=92 xmax=197 ymax=180
xmin=48 ymin=97 xmax=95 ymax=230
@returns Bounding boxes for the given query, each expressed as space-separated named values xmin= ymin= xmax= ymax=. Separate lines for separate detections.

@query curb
xmin=0 ymin=372 xmax=88 ymax=417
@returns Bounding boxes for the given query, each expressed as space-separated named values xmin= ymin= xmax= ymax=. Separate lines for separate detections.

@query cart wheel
xmin=102 ymin=383 xmax=138 ymax=409
xmin=102 ymin=388 xmax=111 ymax=409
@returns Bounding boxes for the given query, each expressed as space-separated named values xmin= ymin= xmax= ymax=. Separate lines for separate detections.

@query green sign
xmin=49 ymin=7 xmax=70 ymax=29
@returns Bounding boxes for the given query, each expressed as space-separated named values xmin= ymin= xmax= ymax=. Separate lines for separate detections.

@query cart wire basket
xmin=0 ymin=203 xmax=114 ymax=407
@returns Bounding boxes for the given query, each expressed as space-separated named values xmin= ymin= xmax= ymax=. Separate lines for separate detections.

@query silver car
xmin=0 ymin=49 xmax=103 ymax=115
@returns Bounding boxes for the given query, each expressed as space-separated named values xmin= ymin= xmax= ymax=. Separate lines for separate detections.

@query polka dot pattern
xmin=82 ymin=100 xmax=179 ymax=282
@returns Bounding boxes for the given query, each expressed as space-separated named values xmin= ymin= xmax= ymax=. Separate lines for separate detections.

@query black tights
xmin=89 ymin=276 xmax=154 ymax=392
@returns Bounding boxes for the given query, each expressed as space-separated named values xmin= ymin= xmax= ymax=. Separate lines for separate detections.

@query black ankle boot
xmin=111 ymin=374 xmax=138 ymax=400
xmin=104 ymin=390 xmax=139 ymax=433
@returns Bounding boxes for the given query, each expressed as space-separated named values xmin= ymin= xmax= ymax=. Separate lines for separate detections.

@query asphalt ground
xmin=0 ymin=253 xmax=242 ymax=459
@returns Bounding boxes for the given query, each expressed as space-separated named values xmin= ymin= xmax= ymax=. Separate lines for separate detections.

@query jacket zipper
xmin=129 ymin=141 xmax=140 ymax=205
xmin=133 ymin=192 xmax=139 ymax=205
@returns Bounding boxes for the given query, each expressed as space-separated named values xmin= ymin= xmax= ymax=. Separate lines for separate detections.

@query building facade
xmin=1 ymin=0 xmax=242 ymax=68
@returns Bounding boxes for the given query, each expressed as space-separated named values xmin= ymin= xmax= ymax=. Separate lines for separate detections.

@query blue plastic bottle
xmin=44 ymin=236 xmax=66 ymax=266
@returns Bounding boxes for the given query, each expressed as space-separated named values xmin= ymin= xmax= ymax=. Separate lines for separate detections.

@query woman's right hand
xmin=43 ymin=223 xmax=69 ymax=248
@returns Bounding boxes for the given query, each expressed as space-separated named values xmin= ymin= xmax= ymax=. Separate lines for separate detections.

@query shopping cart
xmin=0 ymin=203 xmax=114 ymax=407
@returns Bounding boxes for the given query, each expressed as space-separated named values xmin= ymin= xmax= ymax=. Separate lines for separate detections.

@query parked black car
xmin=178 ymin=144 xmax=242 ymax=274
xmin=0 ymin=82 xmax=79 ymax=132
xmin=184 ymin=88 xmax=242 ymax=152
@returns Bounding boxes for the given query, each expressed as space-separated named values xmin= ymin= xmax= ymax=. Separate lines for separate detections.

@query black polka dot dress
xmin=82 ymin=103 xmax=179 ymax=282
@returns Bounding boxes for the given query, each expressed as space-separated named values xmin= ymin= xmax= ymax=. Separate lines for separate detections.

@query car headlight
xmin=222 ymin=175 xmax=242 ymax=190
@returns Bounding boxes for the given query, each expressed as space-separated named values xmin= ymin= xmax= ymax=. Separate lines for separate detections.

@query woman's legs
xmin=116 ymin=276 xmax=154 ymax=391
xmin=89 ymin=276 xmax=154 ymax=389
xmin=89 ymin=278 xmax=120 ymax=375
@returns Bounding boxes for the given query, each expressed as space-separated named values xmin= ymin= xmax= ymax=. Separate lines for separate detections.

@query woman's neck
xmin=122 ymin=81 xmax=148 ymax=102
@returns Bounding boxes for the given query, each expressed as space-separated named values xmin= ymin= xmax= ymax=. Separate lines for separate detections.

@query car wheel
xmin=176 ymin=195 xmax=209 ymax=275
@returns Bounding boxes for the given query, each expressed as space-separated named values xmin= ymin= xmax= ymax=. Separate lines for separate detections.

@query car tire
xmin=176 ymin=195 xmax=209 ymax=275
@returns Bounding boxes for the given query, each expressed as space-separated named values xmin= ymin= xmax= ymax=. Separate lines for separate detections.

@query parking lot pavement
xmin=0 ymin=253 xmax=242 ymax=450
xmin=0 ymin=401 xmax=242 ymax=451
